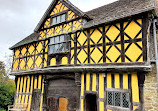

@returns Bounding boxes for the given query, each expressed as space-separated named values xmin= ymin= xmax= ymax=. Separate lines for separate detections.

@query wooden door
xmin=58 ymin=98 xmax=67 ymax=111
xmin=47 ymin=97 xmax=58 ymax=111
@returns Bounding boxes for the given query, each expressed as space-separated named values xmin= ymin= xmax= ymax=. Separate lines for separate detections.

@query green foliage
xmin=0 ymin=108 xmax=6 ymax=111
xmin=0 ymin=61 xmax=15 ymax=111
xmin=0 ymin=61 xmax=8 ymax=83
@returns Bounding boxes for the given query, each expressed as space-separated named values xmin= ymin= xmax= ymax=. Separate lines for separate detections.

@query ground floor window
xmin=107 ymin=89 xmax=130 ymax=109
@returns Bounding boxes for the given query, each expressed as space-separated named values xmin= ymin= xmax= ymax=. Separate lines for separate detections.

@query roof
xmin=83 ymin=0 xmax=156 ymax=28
xmin=10 ymin=33 xmax=39 ymax=50
xmin=10 ymin=0 xmax=156 ymax=50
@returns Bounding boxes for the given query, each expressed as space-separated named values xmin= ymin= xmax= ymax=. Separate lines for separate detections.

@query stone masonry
xmin=144 ymin=64 xmax=158 ymax=111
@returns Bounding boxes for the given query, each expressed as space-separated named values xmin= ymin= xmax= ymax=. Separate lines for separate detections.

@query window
xmin=107 ymin=90 xmax=130 ymax=108
xmin=51 ymin=14 xmax=66 ymax=25
xmin=49 ymin=35 xmax=70 ymax=54
xmin=82 ymin=19 xmax=87 ymax=25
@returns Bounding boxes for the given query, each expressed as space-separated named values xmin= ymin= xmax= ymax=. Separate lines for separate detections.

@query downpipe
xmin=153 ymin=19 xmax=158 ymax=90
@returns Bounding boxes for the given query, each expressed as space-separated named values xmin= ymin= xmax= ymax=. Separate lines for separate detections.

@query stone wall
xmin=144 ymin=64 xmax=158 ymax=111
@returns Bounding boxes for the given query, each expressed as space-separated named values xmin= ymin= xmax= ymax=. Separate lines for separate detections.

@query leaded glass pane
xmin=52 ymin=17 xmax=56 ymax=25
xmin=55 ymin=36 xmax=60 ymax=43
xmin=61 ymin=14 xmax=66 ymax=22
xmin=65 ymin=35 xmax=70 ymax=42
xmin=57 ymin=16 xmax=61 ymax=24
xmin=114 ymin=92 xmax=121 ymax=106
xmin=65 ymin=43 xmax=70 ymax=51
xmin=55 ymin=44 xmax=59 ymax=52
xmin=58 ymin=43 xmax=64 ymax=52
xmin=107 ymin=91 xmax=113 ymax=105
xmin=107 ymin=90 xmax=130 ymax=109
xmin=49 ymin=45 xmax=55 ymax=54
xmin=122 ymin=93 xmax=129 ymax=108
xmin=60 ymin=35 xmax=65 ymax=43
xmin=50 ymin=38 xmax=55 ymax=44
xmin=82 ymin=19 xmax=87 ymax=25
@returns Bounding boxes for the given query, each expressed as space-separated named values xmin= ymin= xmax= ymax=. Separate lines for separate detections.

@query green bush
xmin=0 ymin=81 xmax=15 ymax=110
xmin=0 ymin=108 xmax=6 ymax=111
xmin=0 ymin=61 xmax=16 ymax=110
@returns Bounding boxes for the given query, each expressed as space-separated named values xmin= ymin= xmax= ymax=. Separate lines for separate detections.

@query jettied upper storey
xmin=10 ymin=0 xmax=158 ymax=75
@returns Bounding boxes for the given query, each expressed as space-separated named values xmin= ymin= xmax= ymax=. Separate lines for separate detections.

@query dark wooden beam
xmin=10 ymin=65 xmax=152 ymax=76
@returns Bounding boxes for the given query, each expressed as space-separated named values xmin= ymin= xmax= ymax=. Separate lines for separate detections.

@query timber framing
xmin=10 ymin=64 xmax=152 ymax=75
xmin=10 ymin=13 xmax=152 ymax=73
xmin=34 ymin=0 xmax=89 ymax=32
xmin=9 ymin=0 xmax=158 ymax=111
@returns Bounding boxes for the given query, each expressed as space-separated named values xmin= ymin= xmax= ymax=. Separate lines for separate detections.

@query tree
xmin=0 ymin=61 xmax=15 ymax=111
xmin=0 ymin=61 xmax=8 ymax=83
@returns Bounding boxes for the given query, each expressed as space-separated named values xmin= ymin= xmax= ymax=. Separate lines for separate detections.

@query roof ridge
xmin=85 ymin=0 xmax=120 ymax=13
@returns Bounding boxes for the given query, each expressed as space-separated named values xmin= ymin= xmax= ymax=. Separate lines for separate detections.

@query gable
xmin=50 ymin=1 xmax=68 ymax=16
xmin=35 ymin=0 xmax=88 ymax=32
xmin=42 ymin=1 xmax=79 ymax=29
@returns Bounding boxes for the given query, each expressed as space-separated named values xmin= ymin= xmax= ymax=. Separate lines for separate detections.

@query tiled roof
xmin=10 ymin=33 xmax=39 ymax=50
xmin=83 ymin=0 xmax=155 ymax=28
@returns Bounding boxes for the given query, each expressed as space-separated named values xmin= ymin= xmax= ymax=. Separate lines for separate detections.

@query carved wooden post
xmin=138 ymin=73 xmax=145 ymax=111
xmin=75 ymin=73 xmax=81 ymax=111
xmin=43 ymin=76 xmax=48 ymax=111
xmin=31 ymin=89 xmax=41 ymax=111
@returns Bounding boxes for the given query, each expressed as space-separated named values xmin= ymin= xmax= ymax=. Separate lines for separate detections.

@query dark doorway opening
xmin=85 ymin=94 xmax=97 ymax=111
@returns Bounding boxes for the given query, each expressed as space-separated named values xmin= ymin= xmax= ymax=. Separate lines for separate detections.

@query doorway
xmin=58 ymin=97 xmax=67 ymax=111
xmin=85 ymin=94 xmax=97 ymax=111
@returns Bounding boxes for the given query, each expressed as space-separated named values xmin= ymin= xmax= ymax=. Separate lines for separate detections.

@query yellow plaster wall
xmin=39 ymin=1 xmax=83 ymax=40
xmin=81 ymin=73 xmax=140 ymax=111
xmin=50 ymin=58 xmax=56 ymax=66
xmin=61 ymin=57 xmax=68 ymax=65
xmin=15 ymin=75 xmax=44 ymax=111
xmin=13 ymin=41 xmax=44 ymax=71
xmin=12 ymin=17 xmax=144 ymax=70
xmin=124 ymin=19 xmax=143 ymax=62
xmin=76 ymin=19 xmax=143 ymax=65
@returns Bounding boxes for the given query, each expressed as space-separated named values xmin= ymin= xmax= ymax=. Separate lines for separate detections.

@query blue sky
xmin=0 ymin=0 xmax=117 ymax=62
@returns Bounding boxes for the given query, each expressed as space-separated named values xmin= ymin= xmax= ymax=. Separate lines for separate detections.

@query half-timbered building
xmin=9 ymin=0 xmax=158 ymax=111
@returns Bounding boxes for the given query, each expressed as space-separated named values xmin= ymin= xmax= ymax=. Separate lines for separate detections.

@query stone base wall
xmin=144 ymin=64 xmax=158 ymax=111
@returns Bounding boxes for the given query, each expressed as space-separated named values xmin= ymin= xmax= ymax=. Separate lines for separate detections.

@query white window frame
xmin=106 ymin=88 xmax=131 ymax=110
xmin=51 ymin=14 xmax=66 ymax=26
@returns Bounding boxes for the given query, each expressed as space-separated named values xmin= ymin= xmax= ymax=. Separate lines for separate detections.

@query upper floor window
xmin=49 ymin=34 xmax=70 ymax=54
xmin=51 ymin=14 xmax=66 ymax=25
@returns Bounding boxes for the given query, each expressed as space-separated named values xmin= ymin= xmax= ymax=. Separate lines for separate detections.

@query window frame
xmin=106 ymin=88 xmax=131 ymax=111
xmin=50 ymin=11 xmax=67 ymax=26
xmin=48 ymin=34 xmax=71 ymax=55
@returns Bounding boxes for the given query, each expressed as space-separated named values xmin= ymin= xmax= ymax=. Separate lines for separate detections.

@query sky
xmin=0 ymin=0 xmax=118 ymax=62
